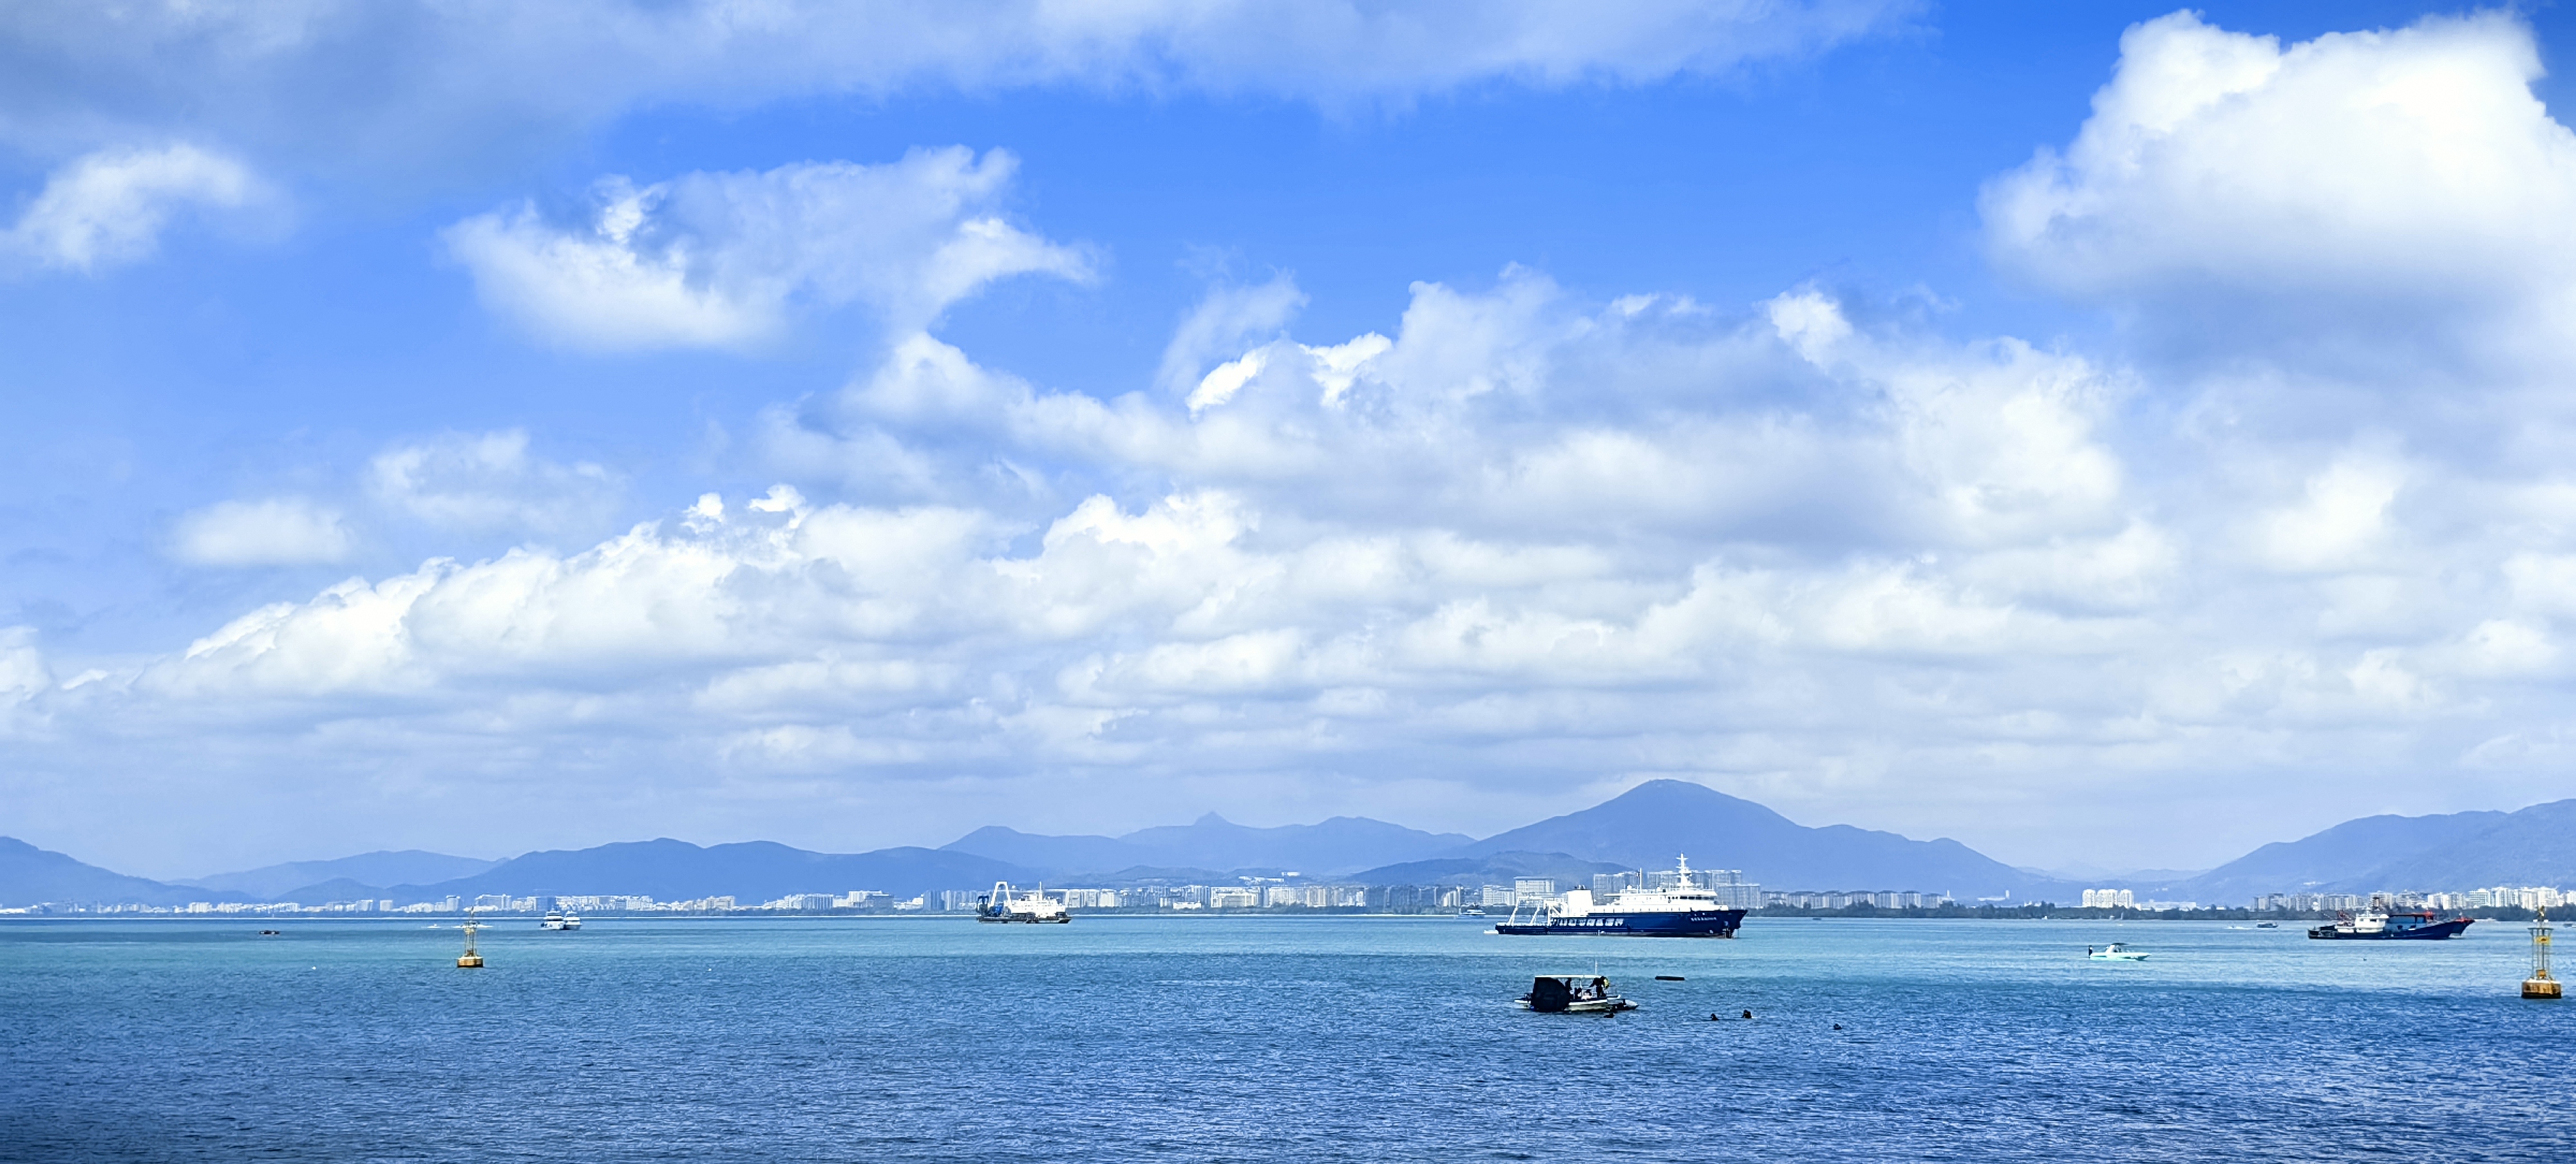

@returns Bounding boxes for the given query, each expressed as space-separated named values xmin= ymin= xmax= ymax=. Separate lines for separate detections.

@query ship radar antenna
xmin=2528 ymin=905 xmax=2560 ymax=1000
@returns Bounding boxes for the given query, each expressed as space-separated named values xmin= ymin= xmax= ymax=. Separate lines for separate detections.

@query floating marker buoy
xmin=1655 ymin=975 xmax=1685 ymax=982
xmin=2527 ymin=907 xmax=2560 ymax=1000
xmin=457 ymin=909 xmax=485 ymax=969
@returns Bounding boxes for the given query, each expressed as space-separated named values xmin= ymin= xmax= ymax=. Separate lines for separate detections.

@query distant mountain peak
xmin=1191 ymin=812 xmax=1232 ymax=827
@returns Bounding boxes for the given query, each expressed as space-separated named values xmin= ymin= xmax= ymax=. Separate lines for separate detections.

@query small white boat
xmin=2087 ymin=943 xmax=2148 ymax=961
xmin=1515 ymin=974 xmax=1638 ymax=1013
xmin=540 ymin=910 xmax=581 ymax=931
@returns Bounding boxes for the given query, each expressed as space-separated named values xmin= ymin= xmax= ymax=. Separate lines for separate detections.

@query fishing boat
xmin=2307 ymin=897 xmax=2474 ymax=941
xmin=1495 ymin=854 xmax=1746 ymax=938
xmin=2087 ymin=943 xmax=2147 ymax=961
xmin=1515 ymin=973 xmax=1638 ymax=1013
xmin=976 ymin=882 xmax=1069 ymax=924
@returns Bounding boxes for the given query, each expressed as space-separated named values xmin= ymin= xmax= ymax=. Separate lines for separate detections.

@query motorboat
xmin=1515 ymin=974 xmax=1638 ymax=1013
xmin=540 ymin=909 xmax=581 ymax=931
xmin=2087 ymin=943 xmax=2147 ymax=961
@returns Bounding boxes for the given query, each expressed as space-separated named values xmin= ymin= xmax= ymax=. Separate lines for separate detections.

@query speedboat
xmin=1515 ymin=974 xmax=1638 ymax=1013
xmin=2255 ymin=921 xmax=2278 ymax=929
xmin=2087 ymin=943 xmax=2147 ymax=961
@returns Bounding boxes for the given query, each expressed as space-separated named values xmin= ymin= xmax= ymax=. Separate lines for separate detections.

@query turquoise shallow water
xmin=4 ymin=915 xmax=2571 ymax=1161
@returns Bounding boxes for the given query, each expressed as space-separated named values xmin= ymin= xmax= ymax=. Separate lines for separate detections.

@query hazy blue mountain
xmin=941 ymin=827 xmax=1150 ymax=876
xmin=1119 ymin=813 xmax=1471 ymax=873
xmin=1347 ymin=850 xmax=1629 ymax=889
xmin=2336 ymin=799 xmax=2576 ymax=893
xmin=268 ymin=877 xmax=390 ymax=903
xmin=2155 ymin=807 xmax=2519 ymax=903
xmin=942 ymin=814 xmax=1472 ymax=876
xmin=179 ymin=850 xmax=500 ymax=899
xmin=1463 ymin=780 xmax=2070 ymax=900
xmin=373 ymin=839 xmax=1037 ymax=901
xmin=0 ymin=837 xmax=245 ymax=907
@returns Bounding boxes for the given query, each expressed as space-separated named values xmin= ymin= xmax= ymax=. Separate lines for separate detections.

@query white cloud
xmin=1981 ymin=10 xmax=2576 ymax=366
xmin=2250 ymin=454 xmax=2404 ymax=573
xmin=171 ymin=498 xmax=352 ymax=567
xmin=442 ymin=149 xmax=1090 ymax=350
xmin=368 ymin=429 xmax=620 ymax=540
xmin=1160 ymin=274 xmax=1307 ymax=397
xmin=0 ymin=627 xmax=48 ymax=706
xmin=0 ymin=3 xmax=1914 ymax=184
xmin=1 ymin=144 xmax=267 ymax=272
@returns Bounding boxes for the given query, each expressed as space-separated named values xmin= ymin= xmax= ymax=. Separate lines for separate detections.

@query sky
xmin=6 ymin=1 xmax=2576 ymax=880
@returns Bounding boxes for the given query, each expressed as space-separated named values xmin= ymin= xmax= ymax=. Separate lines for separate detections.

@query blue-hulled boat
xmin=1495 ymin=854 xmax=1747 ymax=938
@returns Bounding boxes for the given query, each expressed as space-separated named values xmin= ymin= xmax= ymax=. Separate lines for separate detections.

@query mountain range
xmin=10 ymin=781 xmax=2576 ymax=908
xmin=942 ymin=813 xmax=1473 ymax=877
xmin=2124 ymin=798 xmax=2576 ymax=903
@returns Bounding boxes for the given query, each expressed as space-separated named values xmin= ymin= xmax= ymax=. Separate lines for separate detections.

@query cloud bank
xmin=16 ymin=9 xmax=2576 ymax=880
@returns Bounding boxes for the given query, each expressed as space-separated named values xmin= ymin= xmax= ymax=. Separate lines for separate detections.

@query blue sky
xmin=6 ymin=1 xmax=2576 ymax=879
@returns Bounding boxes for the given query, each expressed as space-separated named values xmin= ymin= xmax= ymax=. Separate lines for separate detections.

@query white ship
xmin=1497 ymin=855 xmax=1748 ymax=938
xmin=976 ymin=881 xmax=1070 ymax=924
xmin=540 ymin=909 xmax=581 ymax=931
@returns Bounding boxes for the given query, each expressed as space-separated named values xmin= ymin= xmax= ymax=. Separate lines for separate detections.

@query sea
xmin=4 ymin=915 xmax=2571 ymax=1161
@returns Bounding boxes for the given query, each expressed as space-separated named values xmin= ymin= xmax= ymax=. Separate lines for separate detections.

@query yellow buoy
xmin=2524 ymin=906 xmax=2557 ymax=1000
xmin=457 ymin=910 xmax=484 ymax=969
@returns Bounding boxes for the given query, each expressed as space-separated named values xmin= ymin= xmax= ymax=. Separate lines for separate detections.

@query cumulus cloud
xmin=44 ymin=8 xmax=2576 ymax=870
xmin=170 ymin=498 xmax=352 ymax=567
xmin=1 ymin=144 xmax=268 ymax=272
xmin=443 ymin=149 xmax=1088 ymax=350
xmin=1982 ymin=10 xmax=2576 ymax=368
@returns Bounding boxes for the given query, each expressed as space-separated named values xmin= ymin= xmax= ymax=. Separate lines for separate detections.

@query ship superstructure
xmin=1495 ymin=855 xmax=1747 ymax=938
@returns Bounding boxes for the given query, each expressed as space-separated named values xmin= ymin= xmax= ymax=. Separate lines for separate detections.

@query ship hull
xmin=1495 ymin=908 xmax=1745 ymax=938
xmin=2306 ymin=917 xmax=2474 ymax=940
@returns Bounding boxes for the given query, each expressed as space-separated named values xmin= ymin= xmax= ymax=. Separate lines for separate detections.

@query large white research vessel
xmin=1497 ymin=855 xmax=1750 ymax=938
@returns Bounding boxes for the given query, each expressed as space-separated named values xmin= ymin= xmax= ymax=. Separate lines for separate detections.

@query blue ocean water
xmin=4 ymin=915 xmax=2571 ymax=1161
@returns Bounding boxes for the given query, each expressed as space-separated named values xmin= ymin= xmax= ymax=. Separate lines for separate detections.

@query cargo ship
xmin=1495 ymin=855 xmax=1746 ymax=938
xmin=2308 ymin=898 xmax=2474 ymax=940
